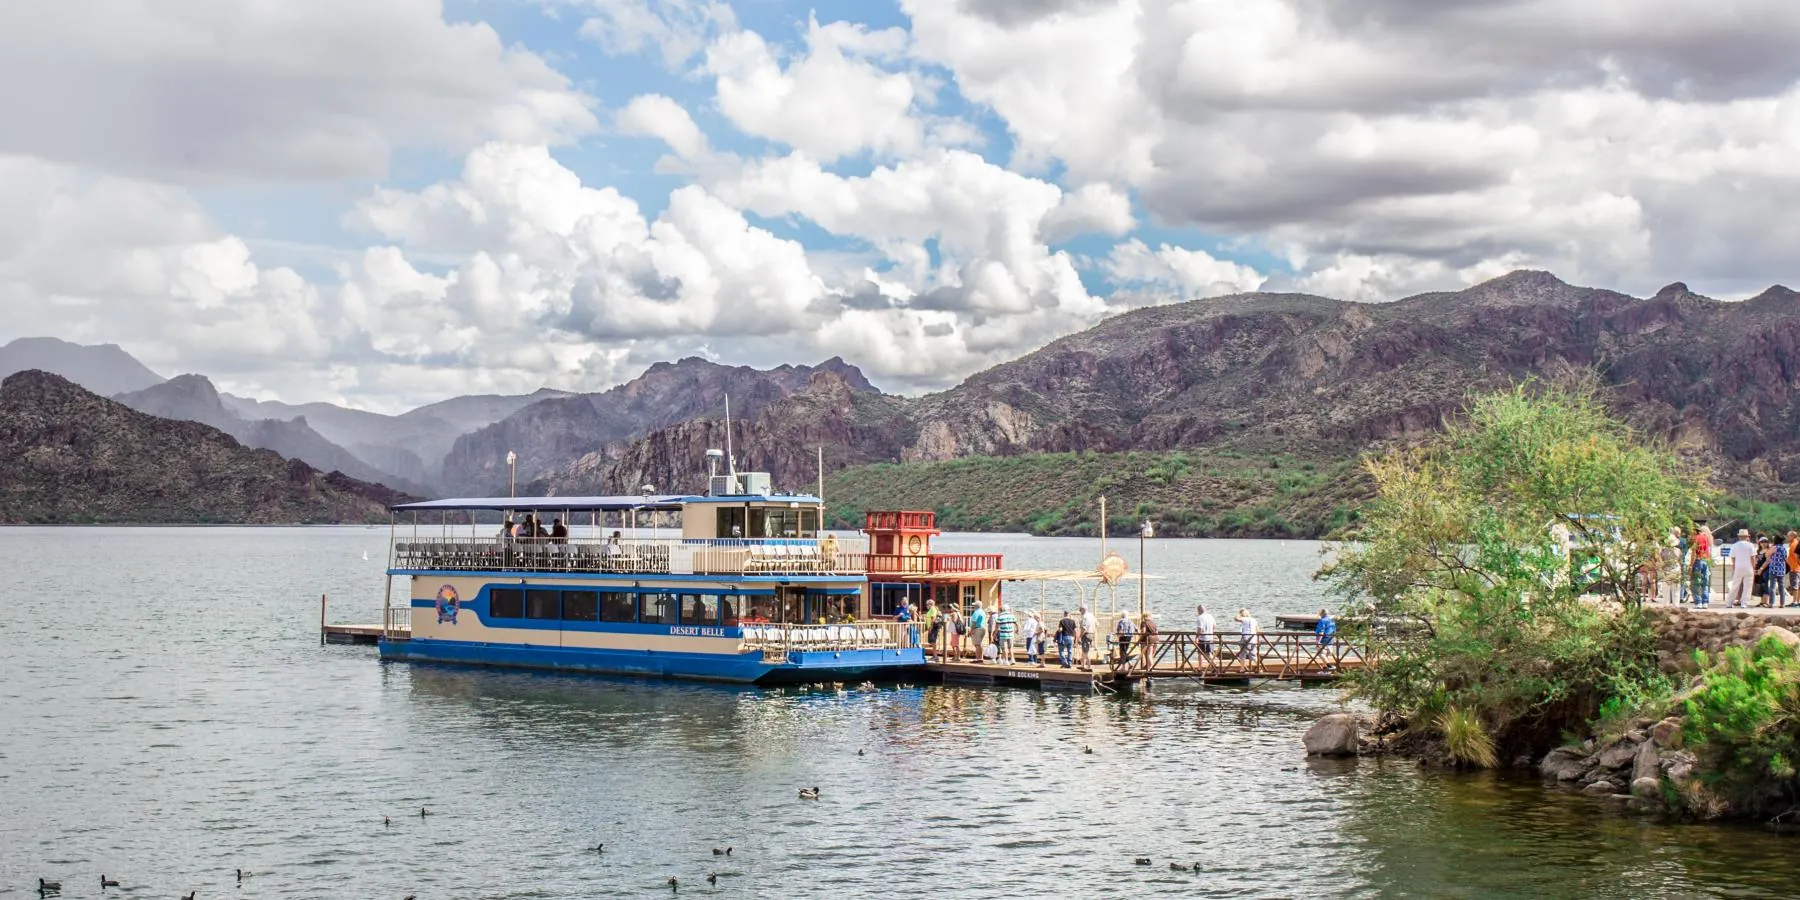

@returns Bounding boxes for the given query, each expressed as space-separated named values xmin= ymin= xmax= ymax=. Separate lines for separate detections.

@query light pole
xmin=506 ymin=450 xmax=517 ymax=498
xmin=642 ymin=484 xmax=655 ymax=539
xmin=1138 ymin=518 xmax=1154 ymax=617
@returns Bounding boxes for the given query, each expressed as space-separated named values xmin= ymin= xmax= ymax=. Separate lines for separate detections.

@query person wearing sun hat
xmin=1725 ymin=528 xmax=1758 ymax=608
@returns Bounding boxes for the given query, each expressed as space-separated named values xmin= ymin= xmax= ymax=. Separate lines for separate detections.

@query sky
xmin=2 ymin=0 xmax=1797 ymax=413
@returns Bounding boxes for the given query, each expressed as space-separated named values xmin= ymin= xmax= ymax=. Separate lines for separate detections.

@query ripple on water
xmin=1 ymin=529 xmax=1798 ymax=899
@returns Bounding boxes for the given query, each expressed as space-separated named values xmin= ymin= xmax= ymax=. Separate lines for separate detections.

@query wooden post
xmin=319 ymin=593 xmax=327 ymax=646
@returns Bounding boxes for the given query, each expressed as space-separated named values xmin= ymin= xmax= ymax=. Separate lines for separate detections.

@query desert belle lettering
xmin=669 ymin=626 xmax=728 ymax=637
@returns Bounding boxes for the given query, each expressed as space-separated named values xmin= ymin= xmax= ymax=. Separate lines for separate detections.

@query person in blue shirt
xmin=1315 ymin=608 xmax=1337 ymax=647
xmin=895 ymin=597 xmax=917 ymax=646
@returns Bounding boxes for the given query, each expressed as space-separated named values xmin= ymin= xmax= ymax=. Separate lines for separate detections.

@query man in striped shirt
xmin=992 ymin=603 xmax=1019 ymax=664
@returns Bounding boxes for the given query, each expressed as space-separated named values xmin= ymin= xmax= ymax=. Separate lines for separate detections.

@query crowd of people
xmin=1648 ymin=524 xmax=1798 ymax=609
xmin=905 ymin=598 xmax=1331 ymax=672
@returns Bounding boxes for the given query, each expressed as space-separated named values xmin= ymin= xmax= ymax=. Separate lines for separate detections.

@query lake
xmin=1 ymin=527 xmax=1796 ymax=898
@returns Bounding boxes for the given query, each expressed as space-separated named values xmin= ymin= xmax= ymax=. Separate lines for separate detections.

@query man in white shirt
xmin=1726 ymin=528 xmax=1758 ymax=608
xmin=1234 ymin=608 xmax=1258 ymax=662
xmin=1195 ymin=604 xmax=1217 ymax=663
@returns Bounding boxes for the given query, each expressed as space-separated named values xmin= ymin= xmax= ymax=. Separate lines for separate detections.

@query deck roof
xmin=391 ymin=494 xmax=824 ymax=513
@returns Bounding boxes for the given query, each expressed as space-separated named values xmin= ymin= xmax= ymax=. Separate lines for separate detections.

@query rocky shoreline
xmin=1303 ymin=607 xmax=1800 ymax=823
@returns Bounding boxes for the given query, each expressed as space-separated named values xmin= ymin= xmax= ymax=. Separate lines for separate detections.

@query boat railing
xmin=385 ymin=606 xmax=411 ymax=634
xmin=739 ymin=620 xmax=918 ymax=656
xmin=390 ymin=535 xmax=869 ymax=576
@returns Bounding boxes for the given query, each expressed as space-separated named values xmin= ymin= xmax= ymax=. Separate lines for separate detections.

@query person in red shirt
xmin=1691 ymin=524 xmax=1713 ymax=608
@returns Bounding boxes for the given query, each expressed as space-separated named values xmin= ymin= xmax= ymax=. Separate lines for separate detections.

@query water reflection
xmin=1 ymin=528 xmax=1795 ymax=899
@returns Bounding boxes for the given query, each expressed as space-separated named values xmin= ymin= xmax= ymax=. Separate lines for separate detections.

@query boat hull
xmin=380 ymin=637 xmax=923 ymax=685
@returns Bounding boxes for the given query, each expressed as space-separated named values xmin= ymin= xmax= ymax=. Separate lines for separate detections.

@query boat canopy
xmin=390 ymin=494 xmax=824 ymax=513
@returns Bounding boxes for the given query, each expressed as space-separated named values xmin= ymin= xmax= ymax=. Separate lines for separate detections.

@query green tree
xmin=1320 ymin=380 xmax=1705 ymax=762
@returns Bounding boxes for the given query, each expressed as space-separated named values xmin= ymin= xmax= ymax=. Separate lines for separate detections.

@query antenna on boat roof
xmin=725 ymin=395 xmax=736 ymax=475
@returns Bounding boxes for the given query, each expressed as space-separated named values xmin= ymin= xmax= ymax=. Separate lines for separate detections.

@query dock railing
xmin=390 ymin=536 xmax=869 ymax=577
xmin=1099 ymin=630 xmax=1369 ymax=678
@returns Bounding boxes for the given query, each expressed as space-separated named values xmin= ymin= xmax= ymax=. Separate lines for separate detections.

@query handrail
xmin=739 ymin=620 xmax=918 ymax=656
xmin=1098 ymin=630 xmax=1368 ymax=677
xmin=390 ymin=535 xmax=870 ymax=577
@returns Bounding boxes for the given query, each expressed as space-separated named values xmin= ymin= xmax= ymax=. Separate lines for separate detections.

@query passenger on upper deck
xmin=551 ymin=518 xmax=569 ymax=545
xmin=499 ymin=518 xmax=516 ymax=542
xmin=605 ymin=531 xmax=623 ymax=556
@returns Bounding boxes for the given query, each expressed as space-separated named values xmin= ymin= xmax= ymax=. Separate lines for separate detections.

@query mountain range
xmin=0 ymin=371 xmax=404 ymax=524
xmin=6 ymin=270 xmax=1799 ymax=531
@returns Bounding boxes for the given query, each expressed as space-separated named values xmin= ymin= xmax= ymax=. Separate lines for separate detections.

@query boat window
xmin=721 ymin=596 xmax=741 ymax=626
xmin=526 ymin=589 xmax=561 ymax=620
xmin=599 ymin=592 xmax=635 ymax=623
xmin=640 ymin=592 xmax=676 ymax=625
xmin=562 ymin=590 xmax=598 ymax=622
xmin=489 ymin=588 xmax=525 ymax=619
xmin=679 ymin=594 xmax=716 ymax=625
xmin=716 ymin=507 xmax=747 ymax=540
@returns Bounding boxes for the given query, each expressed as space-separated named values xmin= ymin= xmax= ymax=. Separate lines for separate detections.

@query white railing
xmin=385 ymin=607 xmax=411 ymax=633
xmin=391 ymin=536 xmax=869 ymax=577
xmin=739 ymin=620 xmax=918 ymax=655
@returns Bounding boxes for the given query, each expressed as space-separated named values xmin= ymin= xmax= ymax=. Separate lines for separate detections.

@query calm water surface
xmin=1 ymin=528 xmax=1796 ymax=899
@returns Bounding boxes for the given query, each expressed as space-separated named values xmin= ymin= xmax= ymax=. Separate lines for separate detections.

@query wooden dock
xmin=920 ymin=631 xmax=1367 ymax=692
xmin=322 ymin=623 xmax=407 ymax=645
xmin=320 ymin=619 xmax=1362 ymax=693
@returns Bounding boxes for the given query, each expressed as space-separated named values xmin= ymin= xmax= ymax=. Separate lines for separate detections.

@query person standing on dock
xmin=1315 ymin=609 xmax=1336 ymax=647
xmin=1234 ymin=608 xmax=1258 ymax=662
xmin=993 ymin=603 xmax=1018 ymax=664
xmin=1021 ymin=610 xmax=1043 ymax=665
xmin=1113 ymin=613 xmax=1136 ymax=669
xmin=1195 ymin=605 xmax=1216 ymax=664
xmin=1056 ymin=610 xmax=1078 ymax=668
xmin=968 ymin=603 xmax=987 ymax=663
xmin=1138 ymin=612 xmax=1159 ymax=670
xmin=1078 ymin=605 xmax=1097 ymax=670
xmin=923 ymin=599 xmax=942 ymax=659
xmin=896 ymin=597 xmax=917 ymax=646
xmin=1726 ymin=529 xmax=1757 ymax=608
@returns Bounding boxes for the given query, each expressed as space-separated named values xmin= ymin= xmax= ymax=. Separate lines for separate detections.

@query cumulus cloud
xmin=0 ymin=0 xmax=598 ymax=183
xmin=574 ymin=0 xmax=737 ymax=69
xmin=907 ymin=0 xmax=1800 ymax=299
xmin=9 ymin=0 xmax=1800 ymax=412
xmin=702 ymin=17 xmax=927 ymax=161
xmin=1104 ymin=239 xmax=1266 ymax=299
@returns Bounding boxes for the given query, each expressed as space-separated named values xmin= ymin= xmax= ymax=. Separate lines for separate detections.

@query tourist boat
xmin=376 ymin=461 xmax=924 ymax=683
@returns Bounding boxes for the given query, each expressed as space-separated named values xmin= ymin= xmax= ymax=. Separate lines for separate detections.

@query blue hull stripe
xmin=381 ymin=639 xmax=924 ymax=685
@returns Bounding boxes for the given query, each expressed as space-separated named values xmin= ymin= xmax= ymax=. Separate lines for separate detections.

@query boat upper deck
xmin=388 ymin=492 xmax=865 ymax=578
xmin=391 ymin=535 xmax=868 ymax=577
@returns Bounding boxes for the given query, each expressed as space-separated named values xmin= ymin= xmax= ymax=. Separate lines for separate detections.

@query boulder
xmin=1632 ymin=741 xmax=1661 ymax=784
xmin=1596 ymin=739 xmax=1640 ymax=770
xmin=1540 ymin=746 xmax=1591 ymax=782
xmin=1583 ymin=779 xmax=1619 ymax=795
xmin=1650 ymin=717 xmax=1683 ymax=749
xmin=1661 ymin=750 xmax=1697 ymax=787
xmin=1303 ymin=713 xmax=1360 ymax=757
xmin=1757 ymin=625 xmax=1800 ymax=652
xmin=1631 ymin=776 xmax=1662 ymax=799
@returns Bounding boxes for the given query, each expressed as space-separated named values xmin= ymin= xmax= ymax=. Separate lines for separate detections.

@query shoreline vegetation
xmin=1311 ymin=378 xmax=1800 ymax=825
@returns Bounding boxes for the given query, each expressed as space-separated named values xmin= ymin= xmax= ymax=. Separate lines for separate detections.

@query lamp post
xmin=1138 ymin=518 xmax=1154 ymax=617
xmin=506 ymin=450 xmax=517 ymax=498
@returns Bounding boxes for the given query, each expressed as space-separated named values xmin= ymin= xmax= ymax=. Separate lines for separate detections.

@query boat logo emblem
xmin=435 ymin=585 xmax=460 ymax=624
